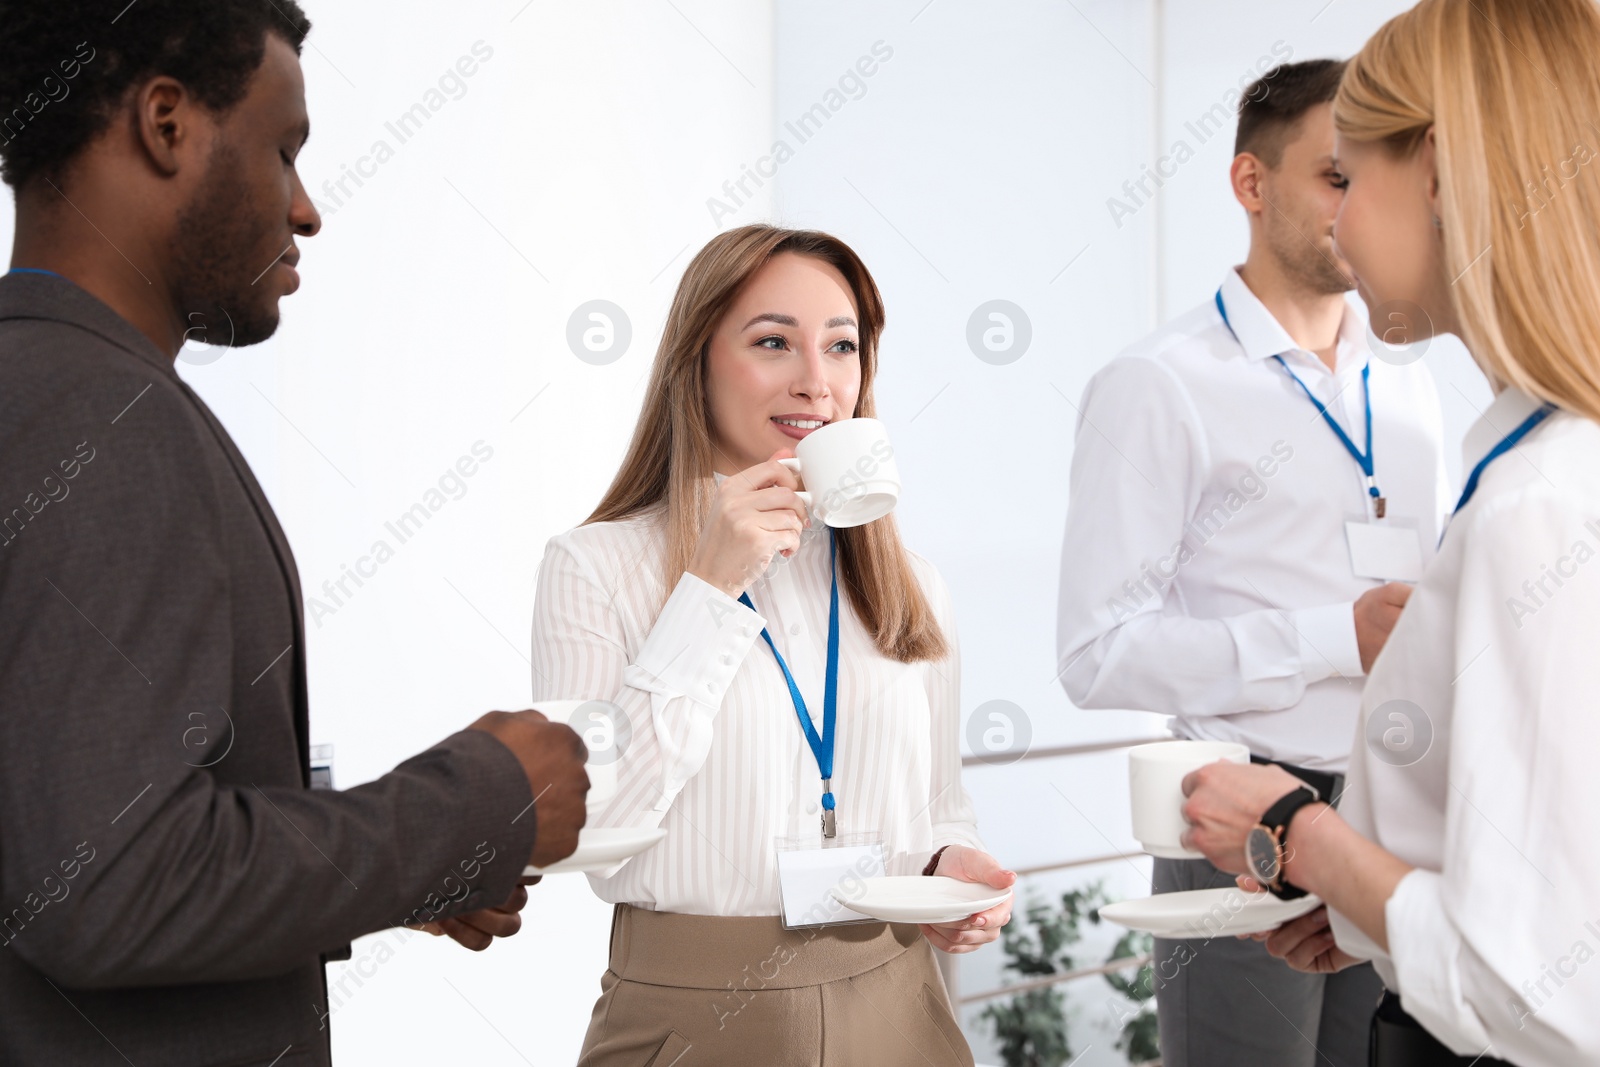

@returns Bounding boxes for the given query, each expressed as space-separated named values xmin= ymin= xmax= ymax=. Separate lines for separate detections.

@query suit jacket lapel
xmin=175 ymin=383 xmax=313 ymax=775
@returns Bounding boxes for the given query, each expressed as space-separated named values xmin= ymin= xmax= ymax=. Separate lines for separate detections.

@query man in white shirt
xmin=1057 ymin=60 xmax=1450 ymax=1067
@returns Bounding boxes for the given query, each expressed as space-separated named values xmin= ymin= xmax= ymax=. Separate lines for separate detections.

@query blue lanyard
xmin=738 ymin=528 xmax=841 ymax=838
xmin=1215 ymin=288 xmax=1385 ymax=514
xmin=6 ymin=268 xmax=62 ymax=278
xmin=1452 ymin=404 xmax=1555 ymax=516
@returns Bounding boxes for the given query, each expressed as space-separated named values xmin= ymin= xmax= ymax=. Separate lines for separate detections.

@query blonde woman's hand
xmin=687 ymin=450 xmax=811 ymax=599
xmin=920 ymin=846 xmax=1017 ymax=954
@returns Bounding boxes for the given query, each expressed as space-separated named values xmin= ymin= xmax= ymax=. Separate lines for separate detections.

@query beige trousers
xmin=576 ymin=904 xmax=975 ymax=1067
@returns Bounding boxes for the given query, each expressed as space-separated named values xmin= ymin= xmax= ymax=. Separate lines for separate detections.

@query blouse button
xmin=789 ymin=622 xmax=802 ymax=636
xmin=806 ymin=801 xmax=819 ymax=815
xmin=720 ymin=653 xmax=732 ymax=665
xmin=705 ymin=682 xmax=715 ymax=693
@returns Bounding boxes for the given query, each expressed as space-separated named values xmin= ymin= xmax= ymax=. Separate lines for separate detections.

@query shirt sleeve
xmin=529 ymin=532 xmax=764 ymax=844
xmin=1056 ymin=356 xmax=1363 ymax=718
xmin=1382 ymin=485 xmax=1600 ymax=1062
xmin=915 ymin=560 xmax=985 ymax=874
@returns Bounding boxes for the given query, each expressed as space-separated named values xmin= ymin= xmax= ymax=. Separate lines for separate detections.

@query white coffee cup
xmin=776 ymin=417 xmax=900 ymax=528
xmin=529 ymin=699 xmax=622 ymax=813
xmin=1128 ymin=740 xmax=1251 ymax=859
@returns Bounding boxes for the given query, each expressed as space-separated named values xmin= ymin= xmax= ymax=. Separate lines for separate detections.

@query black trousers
xmin=1370 ymin=992 xmax=1514 ymax=1066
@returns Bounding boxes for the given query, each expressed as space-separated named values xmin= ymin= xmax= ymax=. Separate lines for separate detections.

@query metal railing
xmin=961 ymin=733 xmax=1166 ymax=886
xmin=960 ymin=734 xmax=1172 ymax=769
xmin=959 ymin=952 xmax=1152 ymax=1005
xmin=956 ymin=734 xmax=1169 ymax=1006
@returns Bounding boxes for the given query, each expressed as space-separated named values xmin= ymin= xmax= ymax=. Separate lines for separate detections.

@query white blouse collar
xmin=1461 ymin=385 xmax=1549 ymax=475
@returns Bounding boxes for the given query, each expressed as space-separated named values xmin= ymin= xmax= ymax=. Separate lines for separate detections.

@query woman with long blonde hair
xmin=531 ymin=225 xmax=1012 ymax=1065
xmin=1180 ymin=1 xmax=1600 ymax=1064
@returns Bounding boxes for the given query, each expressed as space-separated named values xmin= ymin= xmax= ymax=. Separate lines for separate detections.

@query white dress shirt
xmin=1058 ymin=268 xmax=1451 ymax=772
xmin=529 ymin=487 xmax=983 ymax=916
xmin=1330 ymin=386 xmax=1600 ymax=1063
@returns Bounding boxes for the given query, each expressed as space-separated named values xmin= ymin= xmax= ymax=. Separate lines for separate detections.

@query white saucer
xmin=523 ymin=827 xmax=666 ymax=876
xmin=832 ymin=876 xmax=1012 ymax=924
xmin=1099 ymin=887 xmax=1322 ymax=938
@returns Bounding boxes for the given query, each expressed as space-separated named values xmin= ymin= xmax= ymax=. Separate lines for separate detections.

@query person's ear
xmin=1230 ymin=151 xmax=1267 ymax=217
xmin=1421 ymin=125 xmax=1443 ymax=226
xmin=133 ymin=76 xmax=197 ymax=177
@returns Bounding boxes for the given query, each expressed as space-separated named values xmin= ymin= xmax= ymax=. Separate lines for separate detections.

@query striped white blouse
xmin=529 ymin=485 xmax=984 ymax=916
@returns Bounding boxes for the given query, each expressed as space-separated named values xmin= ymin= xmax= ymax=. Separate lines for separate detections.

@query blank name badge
xmin=774 ymin=835 xmax=887 ymax=930
xmin=1345 ymin=520 xmax=1423 ymax=582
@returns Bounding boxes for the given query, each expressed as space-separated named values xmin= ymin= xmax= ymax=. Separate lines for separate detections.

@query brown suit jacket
xmin=0 ymin=271 xmax=539 ymax=1066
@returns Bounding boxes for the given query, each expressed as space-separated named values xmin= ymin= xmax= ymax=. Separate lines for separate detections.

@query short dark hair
xmin=0 ymin=0 xmax=311 ymax=188
xmin=1234 ymin=58 xmax=1347 ymax=167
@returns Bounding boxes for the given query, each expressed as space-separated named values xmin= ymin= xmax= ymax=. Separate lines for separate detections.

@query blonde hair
xmin=1335 ymin=0 xmax=1600 ymax=422
xmin=585 ymin=224 xmax=948 ymax=664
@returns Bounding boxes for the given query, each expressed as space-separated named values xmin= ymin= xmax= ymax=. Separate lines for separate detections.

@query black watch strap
xmin=1261 ymin=785 xmax=1320 ymax=900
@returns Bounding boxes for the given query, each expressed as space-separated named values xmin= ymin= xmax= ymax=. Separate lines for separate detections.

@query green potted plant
xmin=978 ymin=881 xmax=1159 ymax=1066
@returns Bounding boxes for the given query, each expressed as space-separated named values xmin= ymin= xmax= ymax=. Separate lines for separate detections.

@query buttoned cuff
xmin=1385 ymin=869 xmax=1492 ymax=1055
xmin=1292 ymin=600 xmax=1363 ymax=683
xmin=634 ymin=571 xmax=765 ymax=709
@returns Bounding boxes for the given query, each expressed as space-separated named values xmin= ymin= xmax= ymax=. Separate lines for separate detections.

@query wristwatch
xmin=1244 ymin=784 xmax=1320 ymax=900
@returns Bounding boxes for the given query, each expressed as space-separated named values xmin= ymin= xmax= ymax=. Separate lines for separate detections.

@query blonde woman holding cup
xmin=531 ymin=225 xmax=1013 ymax=1066
xmin=1181 ymin=1 xmax=1600 ymax=1064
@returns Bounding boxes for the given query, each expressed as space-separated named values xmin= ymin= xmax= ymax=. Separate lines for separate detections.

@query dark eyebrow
xmin=740 ymin=312 xmax=858 ymax=331
xmin=742 ymin=312 xmax=797 ymax=331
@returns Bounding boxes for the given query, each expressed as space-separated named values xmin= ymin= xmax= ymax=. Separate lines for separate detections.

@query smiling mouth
xmin=773 ymin=417 xmax=828 ymax=430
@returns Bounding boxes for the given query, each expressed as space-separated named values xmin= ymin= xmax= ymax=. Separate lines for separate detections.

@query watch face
xmin=1246 ymin=827 xmax=1281 ymax=885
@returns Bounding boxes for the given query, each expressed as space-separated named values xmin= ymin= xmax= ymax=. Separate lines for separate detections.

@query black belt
xmin=1370 ymin=991 xmax=1514 ymax=1066
xmin=1250 ymin=754 xmax=1344 ymax=806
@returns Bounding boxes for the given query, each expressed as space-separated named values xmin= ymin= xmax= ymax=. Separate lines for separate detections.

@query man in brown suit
xmin=0 ymin=2 xmax=588 ymax=1063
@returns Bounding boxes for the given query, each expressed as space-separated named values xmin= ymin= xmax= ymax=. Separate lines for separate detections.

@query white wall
xmin=1 ymin=2 xmax=1495 ymax=1064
